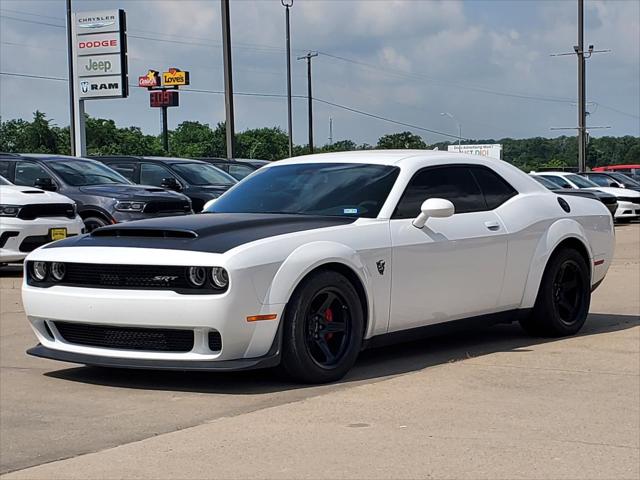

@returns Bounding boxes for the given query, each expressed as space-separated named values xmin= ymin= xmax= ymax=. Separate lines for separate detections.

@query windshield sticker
xmin=343 ymin=208 xmax=358 ymax=214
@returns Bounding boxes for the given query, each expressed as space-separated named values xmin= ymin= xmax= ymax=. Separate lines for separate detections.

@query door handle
xmin=484 ymin=221 xmax=501 ymax=231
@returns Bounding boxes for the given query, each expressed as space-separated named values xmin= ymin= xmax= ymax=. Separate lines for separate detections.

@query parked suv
xmin=0 ymin=154 xmax=193 ymax=231
xmin=92 ymin=156 xmax=237 ymax=212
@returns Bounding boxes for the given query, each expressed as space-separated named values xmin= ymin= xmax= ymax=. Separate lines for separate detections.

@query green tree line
xmin=1 ymin=111 xmax=638 ymax=172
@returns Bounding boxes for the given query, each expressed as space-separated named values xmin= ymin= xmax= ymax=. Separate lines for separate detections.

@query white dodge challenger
xmin=22 ymin=151 xmax=614 ymax=383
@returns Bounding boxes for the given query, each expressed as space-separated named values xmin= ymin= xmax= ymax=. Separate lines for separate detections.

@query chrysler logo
xmin=79 ymin=20 xmax=116 ymax=29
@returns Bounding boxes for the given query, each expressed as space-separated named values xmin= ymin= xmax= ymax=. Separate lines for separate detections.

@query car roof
xmin=93 ymin=156 xmax=209 ymax=165
xmin=270 ymin=150 xmax=505 ymax=168
xmin=6 ymin=153 xmax=99 ymax=162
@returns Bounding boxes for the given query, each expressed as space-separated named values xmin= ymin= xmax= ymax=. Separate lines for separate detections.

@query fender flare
xmin=78 ymin=206 xmax=113 ymax=223
xmin=265 ymin=241 xmax=376 ymax=337
xmin=520 ymin=218 xmax=593 ymax=308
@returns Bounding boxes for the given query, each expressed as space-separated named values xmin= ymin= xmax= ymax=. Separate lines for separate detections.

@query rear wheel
xmin=281 ymin=270 xmax=364 ymax=383
xmin=520 ymin=248 xmax=591 ymax=337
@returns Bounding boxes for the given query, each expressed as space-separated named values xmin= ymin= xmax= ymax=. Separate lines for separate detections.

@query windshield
xmin=171 ymin=163 xmax=236 ymax=186
xmin=48 ymin=160 xmax=130 ymax=186
xmin=207 ymin=163 xmax=400 ymax=218
xmin=531 ymin=175 xmax=559 ymax=189
xmin=0 ymin=175 xmax=11 ymax=185
xmin=565 ymin=174 xmax=599 ymax=188
xmin=608 ymin=172 xmax=640 ymax=187
xmin=586 ymin=175 xmax=613 ymax=187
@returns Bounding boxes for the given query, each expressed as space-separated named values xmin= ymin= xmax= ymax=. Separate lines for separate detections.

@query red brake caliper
xmin=324 ymin=308 xmax=334 ymax=341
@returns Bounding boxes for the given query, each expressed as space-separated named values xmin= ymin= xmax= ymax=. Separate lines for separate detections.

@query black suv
xmin=0 ymin=154 xmax=193 ymax=231
xmin=92 ymin=156 xmax=237 ymax=212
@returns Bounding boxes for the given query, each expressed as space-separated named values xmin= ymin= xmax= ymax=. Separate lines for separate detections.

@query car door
xmin=388 ymin=165 xmax=510 ymax=331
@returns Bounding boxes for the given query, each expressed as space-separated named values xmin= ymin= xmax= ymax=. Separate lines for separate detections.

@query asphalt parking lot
xmin=1 ymin=223 xmax=638 ymax=479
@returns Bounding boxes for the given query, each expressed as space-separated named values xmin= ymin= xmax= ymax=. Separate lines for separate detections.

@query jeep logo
xmin=85 ymin=59 xmax=113 ymax=73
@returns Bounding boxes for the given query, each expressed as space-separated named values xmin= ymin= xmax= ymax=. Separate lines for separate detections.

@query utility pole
xmin=551 ymin=1 xmax=609 ymax=172
xmin=577 ymin=0 xmax=586 ymax=172
xmin=65 ymin=0 xmax=76 ymax=156
xmin=440 ymin=112 xmax=461 ymax=149
xmin=282 ymin=0 xmax=293 ymax=157
xmin=328 ymin=117 xmax=333 ymax=145
xmin=221 ymin=0 xmax=235 ymax=159
xmin=297 ymin=51 xmax=318 ymax=153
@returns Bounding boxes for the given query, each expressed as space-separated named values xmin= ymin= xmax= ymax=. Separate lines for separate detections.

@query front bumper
xmin=0 ymin=216 xmax=84 ymax=263
xmin=23 ymin=284 xmax=285 ymax=364
xmin=614 ymin=201 xmax=640 ymax=219
xmin=27 ymin=338 xmax=281 ymax=371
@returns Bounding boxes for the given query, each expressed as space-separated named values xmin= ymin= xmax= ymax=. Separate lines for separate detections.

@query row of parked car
xmin=530 ymin=170 xmax=640 ymax=221
xmin=1 ymin=152 xmax=639 ymax=265
xmin=0 ymin=154 xmax=268 ymax=264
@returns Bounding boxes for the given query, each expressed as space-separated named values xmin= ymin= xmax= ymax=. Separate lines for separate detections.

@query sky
xmin=1 ymin=0 xmax=638 ymax=147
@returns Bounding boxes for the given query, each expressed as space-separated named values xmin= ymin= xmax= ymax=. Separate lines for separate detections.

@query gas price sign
xmin=150 ymin=90 xmax=179 ymax=108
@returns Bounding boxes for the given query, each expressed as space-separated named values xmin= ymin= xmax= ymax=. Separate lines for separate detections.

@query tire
xmin=83 ymin=216 xmax=108 ymax=233
xmin=280 ymin=269 xmax=364 ymax=383
xmin=520 ymin=248 xmax=591 ymax=337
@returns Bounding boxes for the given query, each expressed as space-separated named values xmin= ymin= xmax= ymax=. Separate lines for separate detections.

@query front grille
xmin=19 ymin=234 xmax=77 ymax=252
xmin=619 ymin=197 xmax=640 ymax=204
xmin=54 ymin=322 xmax=194 ymax=352
xmin=63 ymin=263 xmax=192 ymax=289
xmin=18 ymin=203 xmax=75 ymax=220
xmin=143 ymin=200 xmax=191 ymax=214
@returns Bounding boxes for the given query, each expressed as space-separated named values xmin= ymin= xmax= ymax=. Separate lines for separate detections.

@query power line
xmin=0 ymin=71 xmax=461 ymax=139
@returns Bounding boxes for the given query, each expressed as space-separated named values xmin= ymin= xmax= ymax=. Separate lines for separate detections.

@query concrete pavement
xmin=1 ymin=224 xmax=638 ymax=479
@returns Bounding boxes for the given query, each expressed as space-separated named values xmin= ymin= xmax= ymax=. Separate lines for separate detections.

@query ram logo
xmin=80 ymin=81 xmax=89 ymax=93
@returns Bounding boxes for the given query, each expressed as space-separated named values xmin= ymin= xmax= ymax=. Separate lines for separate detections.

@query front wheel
xmin=520 ymin=248 xmax=591 ymax=337
xmin=281 ymin=270 xmax=364 ymax=383
xmin=83 ymin=216 xmax=108 ymax=233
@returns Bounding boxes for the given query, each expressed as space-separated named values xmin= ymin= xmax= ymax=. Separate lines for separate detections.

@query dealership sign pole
xmin=71 ymin=10 xmax=128 ymax=156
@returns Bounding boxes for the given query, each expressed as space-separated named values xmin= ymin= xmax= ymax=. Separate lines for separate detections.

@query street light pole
xmin=297 ymin=51 xmax=318 ymax=153
xmin=282 ymin=0 xmax=293 ymax=157
xmin=577 ymin=0 xmax=586 ymax=172
xmin=441 ymin=112 xmax=461 ymax=149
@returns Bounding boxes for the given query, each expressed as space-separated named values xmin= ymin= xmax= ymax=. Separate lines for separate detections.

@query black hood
xmin=45 ymin=213 xmax=356 ymax=254
xmin=78 ymin=184 xmax=184 ymax=200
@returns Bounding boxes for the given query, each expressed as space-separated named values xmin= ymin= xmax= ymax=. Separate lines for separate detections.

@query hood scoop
xmin=21 ymin=190 xmax=45 ymax=194
xmin=92 ymin=228 xmax=198 ymax=239
xmin=144 ymin=188 xmax=165 ymax=192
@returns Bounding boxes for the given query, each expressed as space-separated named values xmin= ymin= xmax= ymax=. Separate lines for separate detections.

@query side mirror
xmin=161 ymin=177 xmax=182 ymax=191
xmin=412 ymin=198 xmax=455 ymax=229
xmin=34 ymin=177 xmax=57 ymax=191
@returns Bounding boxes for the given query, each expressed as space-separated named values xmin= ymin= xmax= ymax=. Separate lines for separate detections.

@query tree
xmin=170 ymin=121 xmax=223 ymax=158
xmin=376 ymin=131 xmax=427 ymax=149
xmin=236 ymin=127 xmax=288 ymax=160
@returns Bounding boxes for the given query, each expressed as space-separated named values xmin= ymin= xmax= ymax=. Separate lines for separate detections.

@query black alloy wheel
xmin=520 ymin=248 xmax=591 ymax=337
xmin=304 ymin=287 xmax=352 ymax=368
xmin=281 ymin=270 xmax=364 ymax=383
xmin=551 ymin=259 xmax=584 ymax=325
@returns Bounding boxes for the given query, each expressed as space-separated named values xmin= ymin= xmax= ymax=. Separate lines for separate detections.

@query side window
xmin=470 ymin=166 xmax=517 ymax=210
xmin=0 ymin=161 xmax=12 ymax=179
xmin=108 ymin=162 xmax=136 ymax=182
xmin=586 ymin=175 xmax=609 ymax=187
xmin=14 ymin=161 xmax=53 ymax=186
xmin=229 ymin=164 xmax=253 ymax=179
xmin=542 ymin=175 xmax=571 ymax=189
xmin=140 ymin=163 xmax=176 ymax=187
xmin=393 ymin=166 xmax=485 ymax=219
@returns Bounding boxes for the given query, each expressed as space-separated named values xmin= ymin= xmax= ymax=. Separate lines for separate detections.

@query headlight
xmin=51 ymin=262 xmax=66 ymax=281
xmin=32 ymin=261 xmax=48 ymax=281
xmin=211 ymin=267 xmax=229 ymax=289
xmin=0 ymin=205 xmax=21 ymax=217
xmin=115 ymin=201 xmax=146 ymax=212
xmin=187 ymin=266 xmax=207 ymax=287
